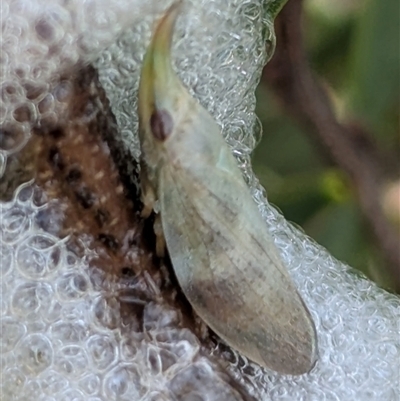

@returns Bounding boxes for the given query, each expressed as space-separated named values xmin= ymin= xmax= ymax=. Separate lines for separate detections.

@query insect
xmin=137 ymin=2 xmax=317 ymax=375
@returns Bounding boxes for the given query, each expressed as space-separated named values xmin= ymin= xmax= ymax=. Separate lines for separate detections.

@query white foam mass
xmin=1 ymin=1 xmax=399 ymax=400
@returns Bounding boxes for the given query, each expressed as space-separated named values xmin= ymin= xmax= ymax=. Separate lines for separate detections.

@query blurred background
xmin=253 ymin=0 xmax=399 ymax=290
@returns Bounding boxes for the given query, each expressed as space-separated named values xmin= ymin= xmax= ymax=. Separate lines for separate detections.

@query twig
xmin=262 ymin=0 xmax=400 ymax=291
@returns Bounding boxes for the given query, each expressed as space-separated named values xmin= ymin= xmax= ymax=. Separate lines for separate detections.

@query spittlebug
xmin=137 ymin=2 xmax=317 ymax=375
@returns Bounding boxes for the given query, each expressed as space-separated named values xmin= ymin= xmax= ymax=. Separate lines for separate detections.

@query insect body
xmin=138 ymin=3 xmax=317 ymax=375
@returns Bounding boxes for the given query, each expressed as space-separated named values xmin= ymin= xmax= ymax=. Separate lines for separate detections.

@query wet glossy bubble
xmin=17 ymin=333 xmax=53 ymax=374
xmin=56 ymin=272 xmax=90 ymax=300
xmin=0 ymin=242 xmax=14 ymax=276
xmin=0 ymin=317 xmax=26 ymax=353
xmin=50 ymin=321 xmax=88 ymax=344
xmin=11 ymin=282 xmax=53 ymax=317
xmin=87 ymin=334 xmax=118 ymax=371
xmin=79 ymin=373 xmax=101 ymax=396
xmin=93 ymin=296 xmax=121 ymax=330
xmin=103 ymin=363 xmax=143 ymax=400
xmin=15 ymin=243 xmax=46 ymax=279
xmin=1 ymin=206 xmax=31 ymax=244
xmin=55 ymin=345 xmax=89 ymax=376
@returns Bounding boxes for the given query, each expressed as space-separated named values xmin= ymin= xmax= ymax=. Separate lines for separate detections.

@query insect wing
xmin=159 ymin=154 xmax=317 ymax=374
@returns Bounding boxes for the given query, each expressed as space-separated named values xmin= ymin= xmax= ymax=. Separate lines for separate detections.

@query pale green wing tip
xmin=138 ymin=1 xmax=183 ymax=120
xmin=147 ymin=1 xmax=181 ymax=67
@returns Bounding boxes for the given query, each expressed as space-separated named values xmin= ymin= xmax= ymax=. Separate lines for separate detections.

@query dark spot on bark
xmin=119 ymin=289 xmax=147 ymax=328
xmin=150 ymin=109 xmax=173 ymax=141
xmin=94 ymin=208 xmax=110 ymax=228
xmin=66 ymin=167 xmax=82 ymax=183
xmin=49 ymin=128 xmax=64 ymax=139
xmin=121 ymin=267 xmax=135 ymax=277
xmin=128 ymin=235 xmax=139 ymax=247
xmin=74 ymin=186 xmax=95 ymax=209
xmin=98 ymin=233 xmax=119 ymax=251
xmin=48 ymin=146 xmax=65 ymax=170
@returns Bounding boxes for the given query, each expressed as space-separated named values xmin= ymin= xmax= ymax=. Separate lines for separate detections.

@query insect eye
xmin=150 ymin=109 xmax=173 ymax=141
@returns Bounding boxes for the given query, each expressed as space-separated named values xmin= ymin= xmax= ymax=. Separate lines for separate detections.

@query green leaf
xmin=348 ymin=0 xmax=400 ymax=139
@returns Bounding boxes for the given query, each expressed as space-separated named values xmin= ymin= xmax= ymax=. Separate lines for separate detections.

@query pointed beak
xmin=138 ymin=2 xmax=183 ymax=130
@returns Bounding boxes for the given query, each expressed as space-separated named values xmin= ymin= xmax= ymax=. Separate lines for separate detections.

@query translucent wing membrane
xmin=159 ymin=162 xmax=317 ymax=374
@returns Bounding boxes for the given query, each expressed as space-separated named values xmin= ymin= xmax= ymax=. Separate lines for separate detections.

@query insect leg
xmin=140 ymin=161 xmax=156 ymax=218
xmin=154 ymin=214 xmax=166 ymax=257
